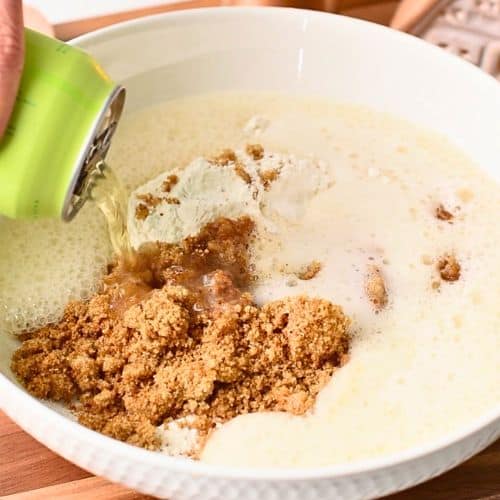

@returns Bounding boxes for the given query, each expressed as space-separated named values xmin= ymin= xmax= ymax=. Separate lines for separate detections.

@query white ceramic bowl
xmin=1 ymin=7 xmax=499 ymax=499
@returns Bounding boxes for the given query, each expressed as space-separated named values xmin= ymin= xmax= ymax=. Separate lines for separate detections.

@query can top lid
xmin=62 ymin=85 xmax=126 ymax=221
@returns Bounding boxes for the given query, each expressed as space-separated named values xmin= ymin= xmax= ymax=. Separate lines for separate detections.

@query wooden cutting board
xmin=2 ymin=2 xmax=499 ymax=499
xmin=52 ymin=0 xmax=401 ymax=39
xmin=0 ymin=410 xmax=499 ymax=499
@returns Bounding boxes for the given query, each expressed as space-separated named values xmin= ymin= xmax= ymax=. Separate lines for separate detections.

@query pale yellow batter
xmin=1 ymin=93 xmax=498 ymax=468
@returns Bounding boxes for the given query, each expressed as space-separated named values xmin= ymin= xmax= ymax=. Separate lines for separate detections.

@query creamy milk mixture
xmin=1 ymin=93 xmax=499 ymax=468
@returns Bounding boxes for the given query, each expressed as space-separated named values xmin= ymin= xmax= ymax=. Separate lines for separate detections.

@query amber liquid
xmin=90 ymin=162 xmax=135 ymax=264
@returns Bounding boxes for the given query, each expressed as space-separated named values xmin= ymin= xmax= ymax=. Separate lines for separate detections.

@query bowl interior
xmin=73 ymin=7 xmax=500 ymax=176
xmin=1 ymin=6 xmax=499 ymax=479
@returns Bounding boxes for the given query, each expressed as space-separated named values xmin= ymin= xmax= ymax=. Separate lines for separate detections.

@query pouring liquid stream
xmin=90 ymin=162 xmax=135 ymax=265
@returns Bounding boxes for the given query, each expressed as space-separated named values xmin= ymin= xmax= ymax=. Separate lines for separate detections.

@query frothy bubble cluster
xmin=0 ymin=205 xmax=110 ymax=335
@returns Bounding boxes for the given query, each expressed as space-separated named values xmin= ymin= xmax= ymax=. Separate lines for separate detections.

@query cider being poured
xmin=0 ymin=28 xmax=131 ymax=335
xmin=89 ymin=161 xmax=135 ymax=263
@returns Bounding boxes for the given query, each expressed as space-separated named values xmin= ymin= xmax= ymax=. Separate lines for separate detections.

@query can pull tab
xmin=62 ymin=85 xmax=126 ymax=221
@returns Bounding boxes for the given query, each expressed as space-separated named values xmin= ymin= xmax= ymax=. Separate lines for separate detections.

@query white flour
xmin=128 ymin=149 xmax=331 ymax=248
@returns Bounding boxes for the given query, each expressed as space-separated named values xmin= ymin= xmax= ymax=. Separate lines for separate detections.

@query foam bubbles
xmin=0 ymin=204 xmax=110 ymax=334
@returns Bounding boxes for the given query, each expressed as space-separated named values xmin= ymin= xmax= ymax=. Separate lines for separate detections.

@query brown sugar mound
xmin=11 ymin=217 xmax=350 ymax=456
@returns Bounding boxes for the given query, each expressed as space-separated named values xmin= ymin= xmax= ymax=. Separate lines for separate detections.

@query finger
xmin=23 ymin=5 xmax=54 ymax=37
xmin=0 ymin=0 xmax=24 ymax=138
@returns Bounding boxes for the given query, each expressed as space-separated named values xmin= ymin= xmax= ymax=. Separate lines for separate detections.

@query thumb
xmin=0 ymin=0 xmax=24 ymax=138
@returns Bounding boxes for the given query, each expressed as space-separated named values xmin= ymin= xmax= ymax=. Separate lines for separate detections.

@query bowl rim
xmin=2 ymin=368 xmax=499 ymax=480
xmin=2 ymin=5 xmax=499 ymax=482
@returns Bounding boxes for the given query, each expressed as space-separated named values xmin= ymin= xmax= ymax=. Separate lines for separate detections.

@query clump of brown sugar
xmin=207 ymin=145 xmax=281 ymax=190
xmin=208 ymin=147 xmax=253 ymax=185
xmin=12 ymin=217 xmax=350 ymax=456
xmin=234 ymin=162 xmax=252 ymax=184
xmin=365 ymin=265 xmax=388 ymax=311
xmin=135 ymin=203 xmax=150 ymax=221
xmin=437 ymin=253 xmax=461 ymax=282
xmin=435 ymin=204 xmax=454 ymax=222
xmin=209 ymin=148 xmax=237 ymax=166
xmin=162 ymin=174 xmax=178 ymax=193
xmin=246 ymin=143 xmax=264 ymax=161
xmin=165 ymin=197 xmax=180 ymax=205
xmin=297 ymin=261 xmax=322 ymax=280
xmin=259 ymin=168 xmax=280 ymax=190
xmin=134 ymin=191 xmax=180 ymax=220
xmin=137 ymin=193 xmax=163 ymax=208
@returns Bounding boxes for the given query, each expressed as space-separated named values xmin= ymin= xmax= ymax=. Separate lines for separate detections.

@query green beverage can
xmin=0 ymin=28 xmax=125 ymax=220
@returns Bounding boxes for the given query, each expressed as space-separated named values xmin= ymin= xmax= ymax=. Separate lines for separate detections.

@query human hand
xmin=0 ymin=0 xmax=24 ymax=138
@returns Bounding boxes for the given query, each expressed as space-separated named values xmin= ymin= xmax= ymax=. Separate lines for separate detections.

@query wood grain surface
xmin=53 ymin=0 xmax=399 ymax=39
xmin=1 ymin=410 xmax=499 ymax=499
xmin=2 ymin=1 xmax=499 ymax=499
